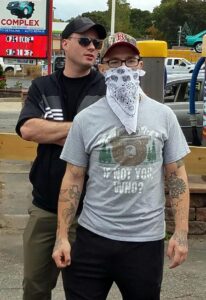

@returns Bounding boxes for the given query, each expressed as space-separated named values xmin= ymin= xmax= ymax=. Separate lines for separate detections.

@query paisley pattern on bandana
xmin=105 ymin=66 xmax=145 ymax=116
xmin=104 ymin=66 xmax=145 ymax=134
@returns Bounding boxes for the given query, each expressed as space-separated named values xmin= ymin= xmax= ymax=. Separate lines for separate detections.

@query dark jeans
xmin=62 ymin=226 xmax=164 ymax=300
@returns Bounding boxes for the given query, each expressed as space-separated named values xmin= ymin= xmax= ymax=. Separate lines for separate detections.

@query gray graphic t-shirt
xmin=61 ymin=94 xmax=190 ymax=242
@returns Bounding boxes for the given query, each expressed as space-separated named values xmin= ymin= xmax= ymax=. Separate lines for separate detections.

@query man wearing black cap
xmin=15 ymin=16 xmax=107 ymax=300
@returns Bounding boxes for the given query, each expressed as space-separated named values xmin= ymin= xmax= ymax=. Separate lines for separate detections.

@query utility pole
xmin=111 ymin=0 xmax=116 ymax=35
xmin=178 ymin=26 xmax=182 ymax=47
xmin=47 ymin=0 xmax=53 ymax=74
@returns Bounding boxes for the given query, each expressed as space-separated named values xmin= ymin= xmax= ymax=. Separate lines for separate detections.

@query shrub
xmin=0 ymin=64 xmax=6 ymax=89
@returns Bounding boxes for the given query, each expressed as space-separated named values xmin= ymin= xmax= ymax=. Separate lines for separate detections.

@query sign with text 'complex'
xmin=0 ymin=0 xmax=49 ymax=58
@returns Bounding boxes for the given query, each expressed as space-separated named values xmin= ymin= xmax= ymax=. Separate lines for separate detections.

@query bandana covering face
xmin=104 ymin=66 xmax=145 ymax=134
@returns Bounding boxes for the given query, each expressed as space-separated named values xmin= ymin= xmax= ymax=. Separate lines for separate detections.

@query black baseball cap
xmin=61 ymin=17 xmax=107 ymax=40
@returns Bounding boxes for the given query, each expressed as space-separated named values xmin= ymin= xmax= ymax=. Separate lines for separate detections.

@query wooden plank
xmin=0 ymin=133 xmax=206 ymax=176
xmin=184 ymin=146 xmax=206 ymax=175
xmin=188 ymin=175 xmax=206 ymax=193
xmin=0 ymin=133 xmax=36 ymax=161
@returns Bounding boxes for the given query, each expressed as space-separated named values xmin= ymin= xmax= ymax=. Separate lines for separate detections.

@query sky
xmin=53 ymin=0 xmax=162 ymax=21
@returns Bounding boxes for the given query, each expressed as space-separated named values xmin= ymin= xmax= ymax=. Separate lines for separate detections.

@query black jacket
xmin=16 ymin=69 xmax=106 ymax=213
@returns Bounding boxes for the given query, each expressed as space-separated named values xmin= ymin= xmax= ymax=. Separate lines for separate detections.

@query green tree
xmin=146 ymin=24 xmax=164 ymax=40
xmin=99 ymin=144 xmax=112 ymax=163
xmin=66 ymin=1 xmax=154 ymax=39
xmin=151 ymin=141 xmax=156 ymax=161
xmin=82 ymin=11 xmax=110 ymax=33
xmin=106 ymin=0 xmax=131 ymax=34
xmin=153 ymin=0 xmax=206 ymax=47
xmin=129 ymin=9 xmax=152 ymax=38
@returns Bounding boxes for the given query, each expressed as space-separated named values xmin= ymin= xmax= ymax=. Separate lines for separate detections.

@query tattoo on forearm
xmin=59 ymin=185 xmax=81 ymax=228
xmin=68 ymin=185 xmax=81 ymax=202
xmin=173 ymin=231 xmax=188 ymax=247
xmin=59 ymin=185 xmax=81 ymax=203
xmin=171 ymin=205 xmax=188 ymax=222
xmin=167 ymin=171 xmax=186 ymax=199
xmin=62 ymin=204 xmax=76 ymax=226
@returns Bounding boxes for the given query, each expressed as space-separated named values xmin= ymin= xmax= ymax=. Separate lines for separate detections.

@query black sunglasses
xmin=69 ymin=36 xmax=103 ymax=50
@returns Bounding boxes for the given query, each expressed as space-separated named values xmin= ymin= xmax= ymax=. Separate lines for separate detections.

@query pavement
xmin=0 ymin=101 xmax=21 ymax=133
xmin=0 ymin=157 xmax=206 ymax=300
xmin=0 ymin=229 xmax=206 ymax=300
xmin=0 ymin=102 xmax=22 ymax=111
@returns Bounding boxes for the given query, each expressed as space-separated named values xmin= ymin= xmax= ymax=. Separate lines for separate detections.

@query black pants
xmin=62 ymin=226 xmax=164 ymax=300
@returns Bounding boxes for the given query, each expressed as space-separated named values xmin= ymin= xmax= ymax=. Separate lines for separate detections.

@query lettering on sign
xmin=1 ymin=19 xmax=39 ymax=26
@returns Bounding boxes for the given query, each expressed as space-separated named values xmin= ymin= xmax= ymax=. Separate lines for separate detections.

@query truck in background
xmin=165 ymin=57 xmax=204 ymax=74
xmin=0 ymin=57 xmax=22 ymax=74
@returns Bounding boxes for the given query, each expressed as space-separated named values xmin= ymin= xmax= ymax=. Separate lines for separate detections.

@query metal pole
xmin=47 ymin=0 xmax=53 ymax=75
xmin=178 ymin=26 xmax=182 ymax=47
xmin=111 ymin=0 xmax=116 ymax=35
xmin=202 ymin=34 xmax=206 ymax=146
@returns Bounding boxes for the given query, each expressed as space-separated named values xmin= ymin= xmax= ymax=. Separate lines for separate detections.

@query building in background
xmin=52 ymin=22 xmax=68 ymax=55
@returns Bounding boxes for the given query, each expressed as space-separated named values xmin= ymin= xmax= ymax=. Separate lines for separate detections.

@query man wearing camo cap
xmin=53 ymin=32 xmax=190 ymax=300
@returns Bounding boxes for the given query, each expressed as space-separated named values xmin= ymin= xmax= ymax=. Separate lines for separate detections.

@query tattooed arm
xmin=165 ymin=159 xmax=190 ymax=269
xmin=52 ymin=163 xmax=86 ymax=268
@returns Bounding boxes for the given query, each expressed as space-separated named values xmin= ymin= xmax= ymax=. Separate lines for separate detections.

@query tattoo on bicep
xmin=176 ymin=159 xmax=184 ymax=168
xmin=167 ymin=171 xmax=186 ymax=199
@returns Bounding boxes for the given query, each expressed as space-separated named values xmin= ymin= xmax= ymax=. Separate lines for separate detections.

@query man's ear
xmin=98 ymin=64 xmax=108 ymax=74
xmin=61 ymin=39 xmax=69 ymax=50
xmin=139 ymin=60 xmax=143 ymax=69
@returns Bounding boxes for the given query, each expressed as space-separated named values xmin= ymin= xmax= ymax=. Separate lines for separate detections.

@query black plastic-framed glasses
xmin=68 ymin=36 xmax=103 ymax=50
xmin=103 ymin=57 xmax=141 ymax=68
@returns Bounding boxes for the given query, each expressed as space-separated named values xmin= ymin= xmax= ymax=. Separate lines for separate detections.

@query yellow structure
xmin=167 ymin=49 xmax=201 ymax=63
xmin=201 ymin=34 xmax=206 ymax=57
xmin=0 ymin=133 xmax=206 ymax=175
xmin=0 ymin=133 xmax=36 ymax=161
xmin=137 ymin=40 xmax=167 ymax=57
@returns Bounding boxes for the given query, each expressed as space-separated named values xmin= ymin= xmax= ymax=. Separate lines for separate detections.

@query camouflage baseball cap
xmin=100 ymin=32 xmax=140 ymax=59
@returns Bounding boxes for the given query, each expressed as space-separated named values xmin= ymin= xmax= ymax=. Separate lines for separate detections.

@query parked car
xmin=165 ymin=57 xmax=204 ymax=74
xmin=6 ymin=1 xmax=35 ymax=19
xmin=185 ymin=30 xmax=206 ymax=53
xmin=0 ymin=57 xmax=21 ymax=74
xmin=164 ymin=74 xmax=204 ymax=145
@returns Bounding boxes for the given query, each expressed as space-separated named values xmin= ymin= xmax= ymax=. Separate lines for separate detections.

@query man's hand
xmin=167 ymin=230 xmax=188 ymax=269
xmin=52 ymin=237 xmax=71 ymax=268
